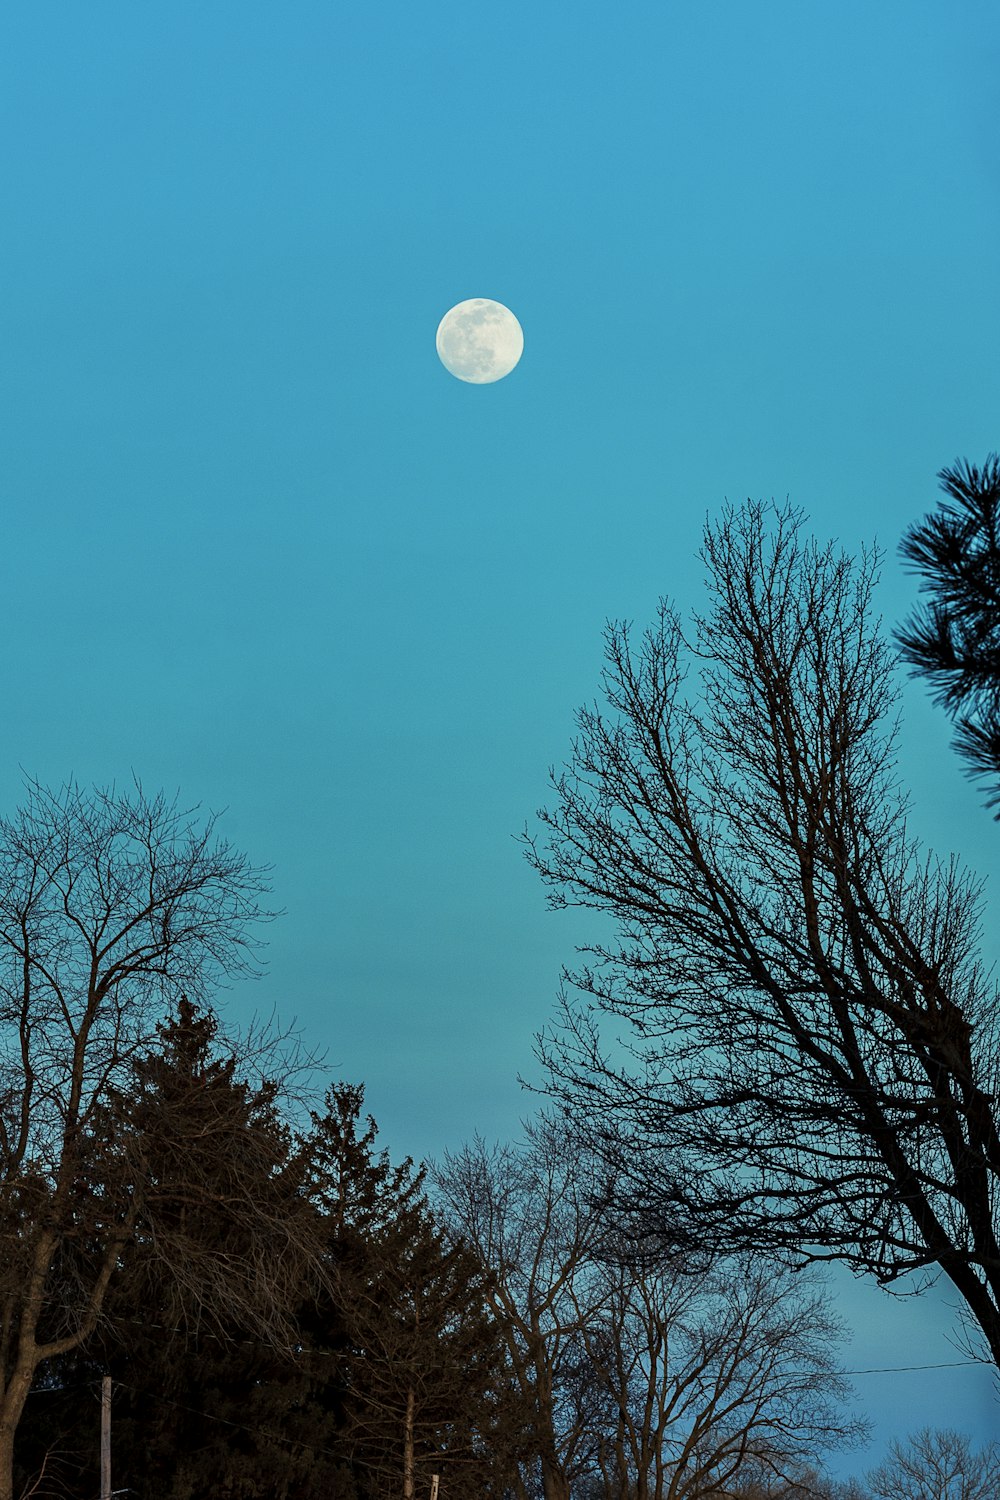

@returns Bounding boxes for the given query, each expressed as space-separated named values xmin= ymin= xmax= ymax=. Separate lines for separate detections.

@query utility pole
xmin=100 ymin=1374 xmax=111 ymax=1500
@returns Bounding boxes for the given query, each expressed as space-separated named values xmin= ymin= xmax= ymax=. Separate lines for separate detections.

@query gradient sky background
xmin=3 ymin=0 xmax=999 ymax=1479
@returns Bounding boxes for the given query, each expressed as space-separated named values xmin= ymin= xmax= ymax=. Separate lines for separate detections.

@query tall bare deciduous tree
xmin=433 ymin=1121 xmax=614 ymax=1500
xmin=580 ymin=1257 xmax=864 ymax=1500
xmin=434 ymin=1120 xmax=863 ymax=1500
xmin=525 ymin=502 xmax=1000 ymax=1370
xmin=0 ymin=780 xmax=322 ymax=1500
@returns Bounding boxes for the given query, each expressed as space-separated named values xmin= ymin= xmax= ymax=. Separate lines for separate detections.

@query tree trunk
xmin=0 ymin=1230 xmax=54 ymax=1500
xmin=540 ymin=1453 xmax=571 ymax=1500
xmin=528 ymin=1355 xmax=571 ymax=1500
xmin=0 ymin=1359 xmax=37 ymax=1500
xmin=403 ymin=1385 xmax=415 ymax=1500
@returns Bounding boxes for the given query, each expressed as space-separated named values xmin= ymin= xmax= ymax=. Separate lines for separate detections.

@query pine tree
xmin=104 ymin=997 xmax=341 ymax=1499
xmin=302 ymin=1084 xmax=520 ymax=1500
xmin=16 ymin=1039 xmax=521 ymax=1498
xmin=896 ymin=454 xmax=1000 ymax=809
xmin=16 ymin=998 xmax=342 ymax=1500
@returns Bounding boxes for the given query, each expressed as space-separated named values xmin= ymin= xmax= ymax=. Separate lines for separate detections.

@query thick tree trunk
xmin=532 ymin=1361 xmax=570 ymax=1500
xmin=0 ymin=1359 xmax=37 ymax=1500
xmin=1 ymin=1215 xmax=131 ymax=1500
xmin=0 ymin=1226 xmax=57 ymax=1500
xmin=540 ymin=1453 xmax=571 ymax=1500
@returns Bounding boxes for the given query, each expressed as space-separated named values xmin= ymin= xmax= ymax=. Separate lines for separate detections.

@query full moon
xmin=436 ymin=298 xmax=524 ymax=384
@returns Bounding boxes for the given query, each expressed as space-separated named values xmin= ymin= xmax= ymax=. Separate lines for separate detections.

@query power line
xmin=103 ymin=1316 xmax=996 ymax=1377
xmin=30 ymin=1309 xmax=994 ymax=1382
xmin=838 ymin=1358 xmax=986 ymax=1376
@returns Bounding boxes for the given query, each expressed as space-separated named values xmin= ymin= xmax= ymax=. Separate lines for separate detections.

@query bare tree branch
xmin=525 ymin=502 xmax=1000 ymax=1373
xmin=0 ymin=779 xmax=306 ymax=1500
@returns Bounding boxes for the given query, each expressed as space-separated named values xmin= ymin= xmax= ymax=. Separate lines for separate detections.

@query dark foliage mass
xmin=896 ymin=455 xmax=1000 ymax=810
xmin=6 ymin=967 xmax=865 ymax=1500
xmin=0 ymin=780 xmax=517 ymax=1500
xmin=299 ymin=1081 xmax=514 ymax=1500
xmin=12 ymin=1002 xmax=513 ymax=1500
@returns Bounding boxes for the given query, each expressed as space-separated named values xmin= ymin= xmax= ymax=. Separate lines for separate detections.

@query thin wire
xmin=839 ymin=1358 xmax=985 ymax=1376
xmin=87 ymin=1314 xmax=336 ymax=1358
xmin=25 ymin=1363 xmax=990 ymax=1493
xmin=29 ymin=1333 xmax=988 ymax=1400
xmin=94 ymin=1317 xmax=994 ymax=1378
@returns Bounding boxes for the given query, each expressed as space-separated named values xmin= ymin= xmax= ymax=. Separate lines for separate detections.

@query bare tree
xmin=433 ymin=1120 xmax=613 ymax=1500
xmin=0 ymin=780 xmax=321 ymax=1500
xmin=711 ymin=1470 xmax=871 ymax=1500
xmin=867 ymin=1427 xmax=1000 ymax=1500
xmin=525 ymin=502 xmax=1000 ymax=1370
xmin=433 ymin=1119 xmax=864 ymax=1500
xmin=579 ymin=1257 xmax=865 ymax=1500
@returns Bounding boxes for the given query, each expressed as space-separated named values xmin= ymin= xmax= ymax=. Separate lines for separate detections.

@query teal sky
xmin=3 ymin=0 xmax=999 ymax=1474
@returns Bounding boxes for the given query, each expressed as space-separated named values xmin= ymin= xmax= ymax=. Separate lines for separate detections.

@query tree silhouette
xmin=0 ymin=780 xmax=306 ymax=1500
xmin=302 ymin=1084 xmax=517 ymax=1500
xmin=526 ymin=503 xmax=1000 ymax=1371
xmin=896 ymin=455 xmax=1000 ymax=811
xmin=435 ymin=1122 xmax=865 ymax=1500
xmin=868 ymin=1427 xmax=1000 ymax=1500
xmin=15 ymin=996 xmax=342 ymax=1500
